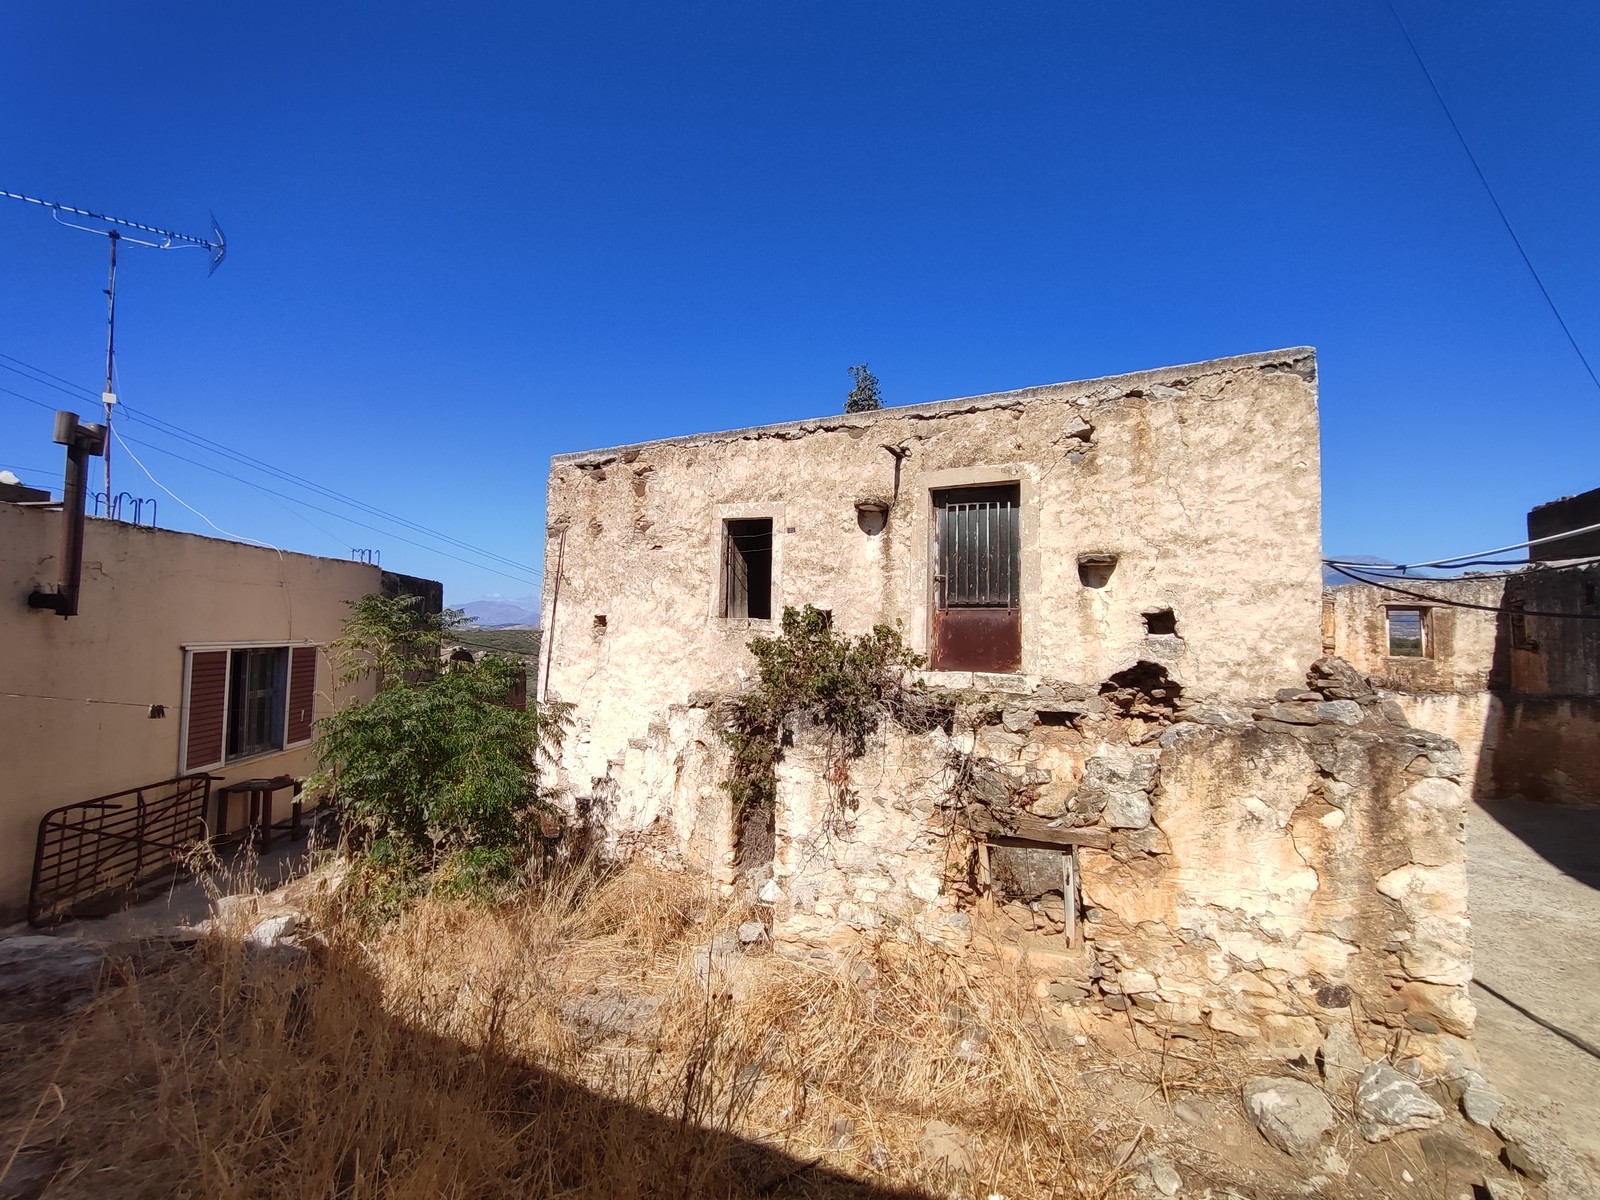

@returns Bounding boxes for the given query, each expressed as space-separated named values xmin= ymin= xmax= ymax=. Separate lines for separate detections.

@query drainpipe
xmin=28 ymin=411 xmax=107 ymax=619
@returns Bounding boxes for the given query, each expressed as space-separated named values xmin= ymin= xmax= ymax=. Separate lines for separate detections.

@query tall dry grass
xmin=1 ymin=859 xmax=1131 ymax=1199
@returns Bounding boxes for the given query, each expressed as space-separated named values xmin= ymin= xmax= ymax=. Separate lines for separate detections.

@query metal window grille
xmin=937 ymin=490 xmax=1020 ymax=609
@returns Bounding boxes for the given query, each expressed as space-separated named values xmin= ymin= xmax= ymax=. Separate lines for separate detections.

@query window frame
xmin=1384 ymin=606 xmax=1431 ymax=659
xmin=179 ymin=640 xmax=320 ymax=774
xmin=717 ymin=516 xmax=776 ymax=621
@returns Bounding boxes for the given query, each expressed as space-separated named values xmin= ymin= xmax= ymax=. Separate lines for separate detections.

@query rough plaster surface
xmin=542 ymin=349 xmax=1322 ymax=796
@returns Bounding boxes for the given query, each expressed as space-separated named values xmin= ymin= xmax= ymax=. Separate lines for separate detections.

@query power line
xmin=1384 ymin=0 xmax=1600 ymax=394
xmin=1327 ymin=561 xmax=1600 ymax=619
xmin=118 ymin=402 xmax=542 ymax=579
xmin=1 ymin=360 xmax=542 ymax=582
xmin=122 ymin=434 xmax=543 ymax=588
xmin=0 ymin=359 xmax=100 ymax=408
xmin=1326 ymin=517 xmax=1600 ymax=572
xmin=0 ymin=352 xmax=99 ymax=399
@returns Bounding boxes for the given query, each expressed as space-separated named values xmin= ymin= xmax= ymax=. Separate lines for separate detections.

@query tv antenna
xmin=1 ymin=189 xmax=226 ymax=502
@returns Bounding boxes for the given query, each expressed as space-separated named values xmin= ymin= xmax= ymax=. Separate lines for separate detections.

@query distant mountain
xmin=459 ymin=597 xmax=540 ymax=628
xmin=1323 ymin=555 xmax=1399 ymax=586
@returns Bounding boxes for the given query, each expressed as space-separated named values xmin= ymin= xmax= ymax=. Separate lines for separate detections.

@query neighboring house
xmin=1325 ymin=487 xmax=1600 ymax=806
xmin=0 ymin=498 xmax=440 ymax=924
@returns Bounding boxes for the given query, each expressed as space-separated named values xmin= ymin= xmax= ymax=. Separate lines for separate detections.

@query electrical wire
xmin=0 ymin=360 xmax=102 ymax=408
xmin=2 ymin=352 xmax=542 ymax=581
xmin=1384 ymin=0 xmax=1600 ymax=394
xmin=0 ymin=352 xmax=99 ymax=399
xmin=122 ymin=434 xmax=544 ymax=588
xmin=112 ymin=426 xmax=280 ymax=550
xmin=1325 ymin=518 xmax=1600 ymax=572
xmin=0 ymin=690 xmax=174 ymax=709
xmin=1326 ymin=561 xmax=1600 ymax=619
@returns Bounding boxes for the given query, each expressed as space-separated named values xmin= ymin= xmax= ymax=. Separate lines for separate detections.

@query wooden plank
xmin=990 ymin=818 xmax=1110 ymax=851
xmin=976 ymin=839 xmax=994 ymax=917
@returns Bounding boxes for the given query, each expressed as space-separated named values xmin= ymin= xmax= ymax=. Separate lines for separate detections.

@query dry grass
xmin=1 ymin=859 xmax=1133 ymax=1200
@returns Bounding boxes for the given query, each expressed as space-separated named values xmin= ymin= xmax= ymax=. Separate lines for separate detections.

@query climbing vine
xmin=722 ymin=605 xmax=936 ymax=821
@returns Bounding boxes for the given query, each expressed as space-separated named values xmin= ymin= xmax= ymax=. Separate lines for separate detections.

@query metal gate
xmin=932 ymin=485 xmax=1022 ymax=672
xmin=29 ymin=773 xmax=213 ymax=925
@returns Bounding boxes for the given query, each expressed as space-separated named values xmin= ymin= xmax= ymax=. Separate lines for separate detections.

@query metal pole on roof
xmin=0 ymin=189 xmax=227 ymax=504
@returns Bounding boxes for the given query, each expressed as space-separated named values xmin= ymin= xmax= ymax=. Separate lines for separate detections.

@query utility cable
xmin=1325 ymin=518 xmax=1600 ymax=572
xmin=3 ymin=354 xmax=542 ymax=581
xmin=0 ymin=352 xmax=100 ymax=399
xmin=1384 ymin=0 xmax=1600 ymax=394
xmin=1326 ymin=562 xmax=1600 ymax=619
xmin=112 ymin=426 xmax=279 ymax=550
xmin=123 ymin=434 xmax=544 ymax=588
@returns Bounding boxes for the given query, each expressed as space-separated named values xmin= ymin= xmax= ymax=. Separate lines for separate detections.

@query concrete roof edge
xmin=549 ymin=346 xmax=1317 ymax=465
xmin=2 ymin=501 xmax=410 ymax=575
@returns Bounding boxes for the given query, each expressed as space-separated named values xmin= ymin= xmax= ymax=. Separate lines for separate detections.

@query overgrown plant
xmin=310 ymin=593 xmax=572 ymax=900
xmin=722 ymin=605 xmax=929 ymax=817
xmin=844 ymin=363 xmax=882 ymax=413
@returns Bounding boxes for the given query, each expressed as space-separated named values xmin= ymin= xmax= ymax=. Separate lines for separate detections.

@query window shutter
xmin=286 ymin=646 xmax=317 ymax=747
xmin=184 ymin=650 xmax=229 ymax=772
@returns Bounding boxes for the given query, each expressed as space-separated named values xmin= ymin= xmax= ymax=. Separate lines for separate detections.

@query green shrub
xmin=723 ymin=605 xmax=927 ymax=814
xmin=310 ymin=593 xmax=572 ymax=899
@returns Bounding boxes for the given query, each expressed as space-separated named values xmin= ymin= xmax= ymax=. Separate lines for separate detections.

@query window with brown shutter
xmin=181 ymin=643 xmax=320 ymax=773
xmin=286 ymin=646 xmax=317 ymax=746
xmin=184 ymin=650 xmax=229 ymax=772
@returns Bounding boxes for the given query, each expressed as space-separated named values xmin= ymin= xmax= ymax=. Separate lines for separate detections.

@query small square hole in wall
xmin=1143 ymin=608 xmax=1177 ymax=636
xmin=593 ymin=614 xmax=608 ymax=632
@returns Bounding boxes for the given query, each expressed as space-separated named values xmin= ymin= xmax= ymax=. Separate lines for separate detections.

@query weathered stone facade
xmin=541 ymin=348 xmax=1322 ymax=795
xmin=540 ymin=347 xmax=1476 ymax=1068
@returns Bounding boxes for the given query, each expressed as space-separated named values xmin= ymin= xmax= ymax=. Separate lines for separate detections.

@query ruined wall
xmin=764 ymin=662 xmax=1474 ymax=1068
xmin=594 ymin=657 xmax=1475 ymax=1069
xmin=544 ymin=349 xmax=1322 ymax=800
xmin=1323 ymin=578 xmax=1505 ymax=695
xmin=1326 ymin=570 xmax=1600 ymax=804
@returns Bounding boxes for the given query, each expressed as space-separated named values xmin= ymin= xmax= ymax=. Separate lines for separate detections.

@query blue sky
xmin=2 ymin=2 xmax=1597 ymax=605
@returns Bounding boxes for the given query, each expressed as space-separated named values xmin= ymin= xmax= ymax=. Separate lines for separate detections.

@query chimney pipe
xmin=28 ymin=411 xmax=107 ymax=619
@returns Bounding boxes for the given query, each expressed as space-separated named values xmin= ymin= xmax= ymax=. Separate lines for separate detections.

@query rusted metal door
xmin=931 ymin=485 xmax=1021 ymax=672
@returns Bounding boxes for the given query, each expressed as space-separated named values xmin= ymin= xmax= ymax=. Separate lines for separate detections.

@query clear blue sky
xmin=3 ymin=2 xmax=1597 ymax=606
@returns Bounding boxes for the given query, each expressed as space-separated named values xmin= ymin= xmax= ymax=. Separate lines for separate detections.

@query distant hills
xmin=458 ymin=596 xmax=539 ymax=629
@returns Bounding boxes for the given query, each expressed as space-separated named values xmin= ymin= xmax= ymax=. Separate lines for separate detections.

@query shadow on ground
xmin=1 ymin=932 xmax=939 ymax=1200
xmin=1473 ymin=798 xmax=1600 ymax=890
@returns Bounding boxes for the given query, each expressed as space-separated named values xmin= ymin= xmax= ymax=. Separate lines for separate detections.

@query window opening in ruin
xmin=722 ymin=518 xmax=773 ymax=619
xmin=1385 ymin=607 xmax=1428 ymax=657
xmin=1143 ymin=608 xmax=1177 ymax=636
xmin=931 ymin=483 xmax=1021 ymax=672
xmin=1585 ymin=583 xmax=1597 ymax=609
xmin=1507 ymin=600 xmax=1539 ymax=652
xmin=593 ymin=614 xmax=608 ymax=632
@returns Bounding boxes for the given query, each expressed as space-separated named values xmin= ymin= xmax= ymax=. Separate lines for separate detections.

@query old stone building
xmin=1325 ymin=488 xmax=1600 ymax=806
xmin=539 ymin=347 xmax=1476 ymax=1070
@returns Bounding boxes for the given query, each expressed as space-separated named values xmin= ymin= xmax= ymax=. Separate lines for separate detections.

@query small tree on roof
xmin=845 ymin=364 xmax=882 ymax=413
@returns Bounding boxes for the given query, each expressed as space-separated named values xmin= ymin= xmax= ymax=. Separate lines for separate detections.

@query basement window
xmin=1385 ymin=608 xmax=1428 ymax=658
xmin=722 ymin=518 xmax=773 ymax=619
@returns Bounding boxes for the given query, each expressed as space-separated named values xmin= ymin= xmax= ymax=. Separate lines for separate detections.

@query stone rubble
xmin=1241 ymin=1076 xmax=1335 ymax=1157
xmin=1354 ymin=1063 xmax=1446 ymax=1142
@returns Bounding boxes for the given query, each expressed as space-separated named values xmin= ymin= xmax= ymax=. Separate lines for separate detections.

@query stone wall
xmin=543 ymin=349 xmax=1322 ymax=799
xmin=579 ymin=658 xmax=1475 ymax=1071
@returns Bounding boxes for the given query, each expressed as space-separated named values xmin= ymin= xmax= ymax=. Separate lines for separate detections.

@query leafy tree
xmin=845 ymin=364 xmax=882 ymax=413
xmin=309 ymin=593 xmax=572 ymax=896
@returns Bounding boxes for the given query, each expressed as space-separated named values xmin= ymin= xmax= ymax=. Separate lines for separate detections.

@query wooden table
xmin=215 ymin=775 xmax=303 ymax=850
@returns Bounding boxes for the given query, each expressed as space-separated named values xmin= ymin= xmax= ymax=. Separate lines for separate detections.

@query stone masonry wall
xmin=581 ymin=658 xmax=1475 ymax=1073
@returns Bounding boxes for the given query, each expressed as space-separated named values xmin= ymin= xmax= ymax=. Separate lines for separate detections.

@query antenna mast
xmin=1 ymin=189 xmax=226 ymax=501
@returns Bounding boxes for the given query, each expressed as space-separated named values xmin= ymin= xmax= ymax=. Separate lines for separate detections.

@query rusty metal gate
xmin=29 ymin=773 xmax=213 ymax=925
xmin=931 ymin=484 xmax=1022 ymax=672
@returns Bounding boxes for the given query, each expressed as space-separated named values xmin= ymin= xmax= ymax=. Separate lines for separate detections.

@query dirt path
xmin=1467 ymin=799 xmax=1600 ymax=1171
